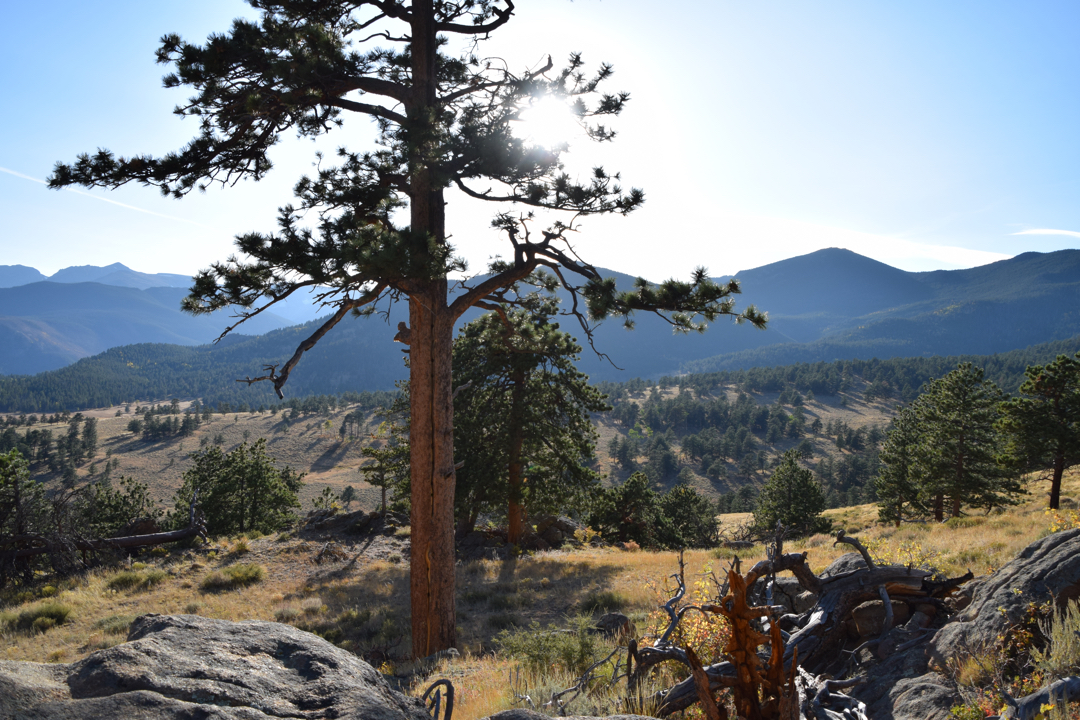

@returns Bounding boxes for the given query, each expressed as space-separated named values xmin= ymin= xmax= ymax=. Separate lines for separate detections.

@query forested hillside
xmin=690 ymin=249 xmax=1080 ymax=372
xmin=0 ymin=283 xmax=295 ymax=375
xmin=6 ymin=249 xmax=1080 ymax=381
xmin=2 ymin=331 xmax=1076 ymax=414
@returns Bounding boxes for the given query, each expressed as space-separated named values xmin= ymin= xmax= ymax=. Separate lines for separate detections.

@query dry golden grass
xmin=19 ymin=404 xmax=392 ymax=510
xmin=592 ymin=381 xmax=896 ymax=500
xmin=3 ymin=466 xmax=1078 ymax=718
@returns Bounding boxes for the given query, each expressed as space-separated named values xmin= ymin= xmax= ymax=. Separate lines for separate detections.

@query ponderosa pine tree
xmin=874 ymin=405 xmax=926 ymax=526
xmin=360 ymin=385 xmax=411 ymax=516
xmin=49 ymin=1 xmax=765 ymax=655
xmin=173 ymin=439 xmax=304 ymax=536
xmin=752 ymin=449 xmax=826 ymax=536
xmin=452 ymin=299 xmax=609 ymax=543
xmin=999 ymin=353 xmax=1080 ymax=510
xmin=913 ymin=363 xmax=1021 ymax=521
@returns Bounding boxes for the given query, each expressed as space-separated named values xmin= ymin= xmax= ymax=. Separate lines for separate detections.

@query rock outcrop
xmin=0 ymin=614 xmax=430 ymax=719
xmin=931 ymin=527 xmax=1080 ymax=661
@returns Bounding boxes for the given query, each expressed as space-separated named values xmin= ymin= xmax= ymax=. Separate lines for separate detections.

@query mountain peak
xmin=49 ymin=263 xmax=133 ymax=284
xmin=0 ymin=265 xmax=48 ymax=289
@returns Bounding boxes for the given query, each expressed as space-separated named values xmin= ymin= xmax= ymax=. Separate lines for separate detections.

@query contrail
xmin=0 ymin=166 xmax=217 ymax=230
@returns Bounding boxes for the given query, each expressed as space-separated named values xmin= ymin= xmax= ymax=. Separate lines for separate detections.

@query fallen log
xmin=9 ymin=524 xmax=206 ymax=558
xmin=646 ymin=534 xmax=974 ymax=717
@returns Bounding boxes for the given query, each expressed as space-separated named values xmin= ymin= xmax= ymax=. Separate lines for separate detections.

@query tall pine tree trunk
xmin=407 ymin=0 xmax=456 ymax=658
xmin=1051 ymin=450 xmax=1065 ymax=510
xmin=408 ymin=288 xmax=456 ymax=658
xmin=933 ymin=494 xmax=944 ymax=523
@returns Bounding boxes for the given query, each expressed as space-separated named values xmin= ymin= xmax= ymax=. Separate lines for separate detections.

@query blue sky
xmin=2 ymin=1 xmax=1079 ymax=279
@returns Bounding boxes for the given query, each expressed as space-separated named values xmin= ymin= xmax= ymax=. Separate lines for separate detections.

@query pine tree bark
xmin=408 ymin=288 xmax=457 ymax=658
xmin=1051 ymin=451 xmax=1064 ymax=510
xmin=407 ymin=0 xmax=456 ymax=658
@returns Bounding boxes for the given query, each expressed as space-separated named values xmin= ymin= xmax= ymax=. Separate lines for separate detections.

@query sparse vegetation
xmin=200 ymin=563 xmax=266 ymax=592
xmin=106 ymin=569 xmax=169 ymax=593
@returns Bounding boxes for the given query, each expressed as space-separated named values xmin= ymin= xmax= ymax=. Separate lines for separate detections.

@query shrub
xmin=496 ymin=615 xmax=609 ymax=677
xmin=106 ymin=569 xmax=169 ymax=592
xmin=582 ymin=590 xmax=628 ymax=614
xmin=275 ymin=606 xmax=301 ymax=622
xmin=1033 ymin=600 xmax=1080 ymax=677
xmin=200 ymin=563 xmax=265 ymax=592
xmin=16 ymin=602 xmax=73 ymax=632
xmin=94 ymin=614 xmax=135 ymax=636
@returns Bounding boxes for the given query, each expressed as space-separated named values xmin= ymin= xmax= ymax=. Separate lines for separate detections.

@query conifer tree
xmin=999 ymin=353 xmax=1080 ymax=509
xmin=452 ymin=300 xmax=609 ymax=542
xmin=752 ymin=449 xmax=826 ymax=536
xmin=360 ymin=387 xmax=411 ymax=516
xmin=874 ymin=405 xmax=926 ymax=525
xmin=913 ymin=362 xmax=1021 ymax=520
xmin=174 ymin=439 xmax=304 ymax=536
xmin=49 ymin=1 xmax=765 ymax=655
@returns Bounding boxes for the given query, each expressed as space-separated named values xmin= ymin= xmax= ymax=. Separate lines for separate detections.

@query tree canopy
xmin=999 ymin=353 xmax=1080 ymax=510
xmin=753 ymin=449 xmax=827 ymax=536
xmin=913 ymin=363 xmax=1021 ymax=520
xmin=874 ymin=362 xmax=1024 ymax=523
xmin=174 ymin=439 xmax=304 ymax=536
xmin=49 ymin=0 xmax=764 ymax=655
xmin=452 ymin=300 xmax=609 ymax=542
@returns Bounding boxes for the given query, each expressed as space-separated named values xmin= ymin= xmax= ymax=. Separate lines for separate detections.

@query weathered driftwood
xmin=527 ymin=532 xmax=971 ymax=720
xmin=642 ymin=534 xmax=972 ymax=719
xmin=2 ymin=499 xmax=207 ymax=564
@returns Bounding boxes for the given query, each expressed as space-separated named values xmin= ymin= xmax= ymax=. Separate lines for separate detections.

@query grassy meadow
xmin=3 ymin=465 xmax=1077 ymax=719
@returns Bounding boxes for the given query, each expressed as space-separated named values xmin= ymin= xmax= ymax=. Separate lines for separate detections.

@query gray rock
xmin=851 ymin=599 xmax=911 ymax=638
xmin=862 ymin=672 xmax=959 ymax=720
xmin=0 ymin=614 xmax=429 ymax=719
xmin=594 ymin=612 xmax=633 ymax=638
xmin=749 ymin=575 xmax=816 ymax=614
xmin=483 ymin=711 xmax=653 ymax=720
xmin=905 ymin=611 xmax=933 ymax=631
xmin=932 ymin=528 xmax=1080 ymax=660
xmin=540 ymin=526 xmax=565 ymax=546
xmin=820 ymin=551 xmax=868 ymax=578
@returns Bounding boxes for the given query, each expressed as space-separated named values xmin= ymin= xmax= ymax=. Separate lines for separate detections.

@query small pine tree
xmin=753 ymin=449 xmax=827 ymax=536
xmin=174 ymin=439 xmax=303 ymax=535
xmin=875 ymin=406 xmax=926 ymax=525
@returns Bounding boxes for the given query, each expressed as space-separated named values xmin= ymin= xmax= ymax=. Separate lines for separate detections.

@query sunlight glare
xmin=516 ymin=95 xmax=580 ymax=149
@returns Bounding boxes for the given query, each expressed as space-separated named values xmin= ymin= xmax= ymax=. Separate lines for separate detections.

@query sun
xmin=516 ymin=95 xmax=580 ymax=149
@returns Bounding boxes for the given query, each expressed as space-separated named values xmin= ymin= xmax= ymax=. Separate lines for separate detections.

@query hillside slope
xmin=4 ymin=248 xmax=1080 ymax=384
xmin=0 ymin=283 xmax=294 ymax=375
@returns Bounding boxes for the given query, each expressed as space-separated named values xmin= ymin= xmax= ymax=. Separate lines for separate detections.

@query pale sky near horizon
xmin=2 ymin=1 xmax=1080 ymax=280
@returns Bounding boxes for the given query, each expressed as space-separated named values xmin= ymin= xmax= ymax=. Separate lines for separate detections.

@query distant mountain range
xmin=687 ymin=248 xmax=1080 ymax=372
xmin=1 ymin=248 xmax=1078 ymax=397
xmin=0 ymin=263 xmax=333 ymax=374
xmin=0 ymin=262 xmax=192 ymax=291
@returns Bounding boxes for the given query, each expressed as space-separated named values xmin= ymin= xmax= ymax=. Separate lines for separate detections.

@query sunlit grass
xmin=0 ymin=466 xmax=1076 ymax=717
